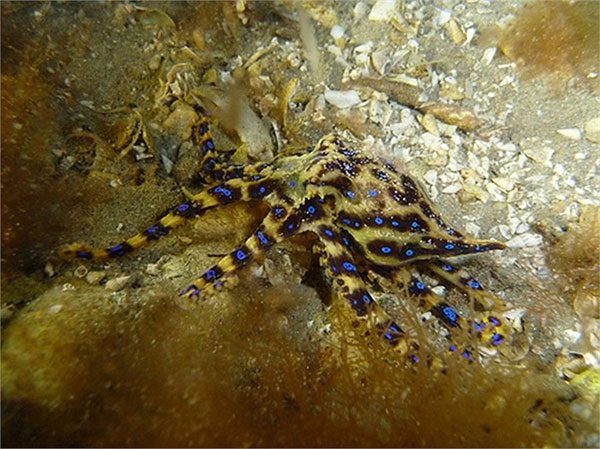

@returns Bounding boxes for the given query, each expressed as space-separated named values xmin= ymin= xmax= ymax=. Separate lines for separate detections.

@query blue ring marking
xmin=449 ymin=344 xmax=458 ymax=352
xmin=462 ymin=350 xmax=472 ymax=360
xmin=488 ymin=316 xmax=501 ymax=326
xmin=235 ymin=249 xmax=248 ymax=261
xmin=415 ymin=281 xmax=426 ymax=291
xmin=473 ymin=321 xmax=486 ymax=332
xmin=353 ymin=220 xmax=361 ymax=229
xmin=340 ymin=148 xmax=354 ymax=157
xmin=468 ymin=280 xmax=481 ymax=289
xmin=342 ymin=162 xmax=354 ymax=172
xmin=405 ymin=249 xmax=415 ymax=257
xmin=380 ymin=246 xmax=392 ymax=254
xmin=108 ymin=244 xmax=125 ymax=255
xmin=251 ymin=175 xmax=262 ymax=181
xmin=442 ymin=263 xmax=453 ymax=272
xmin=258 ymin=186 xmax=266 ymax=195
xmin=444 ymin=243 xmax=455 ymax=250
xmin=410 ymin=355 xmax=420 ymax=364
xmin=180 ymin=285 xmax=201 ymax=297
xmin=256 ymin=231 xmax=269 ymax=245
xmin=374 ymin=217 xmax=384 ymax=225
xmin=491 ymin=333 xmax=504 ymax=346
xmin=342 ymin=261 xmax=357 ymax=272
xmin=362 ymin=293 xmax=373 ymax=305
xmin=342 ymin=218 xmax=351 ymax=225
xmin=346 ymin=190 xmax=355 ymax=199
xmin=206 ymin=139 xmax=215 ymax=150
xmin=342 ymin=237 xmax=351 ymax=247
xmin=323 ymin=228 xmax=334 ymax=237
xmin=204 ymin=269 xmax=217 ymax=280
xmin=376 ymin=171 xmax=389 ymax=181
xmin=289 ymin=180 xmax=297 ymax=188
xmin=385 ymin=323 xmax=401 ymax=337
xmin=411 ymin=220 xmax=419 ymax=229
xmin=391 ymin=220 xmax=400 ymax=228
xmin=76 ymin=250 xmax=93 ymax=260
xmin=442 ymin=306 xmax=459 ymax=324
xmin=368 ymin=189 xmax=378 ymax=197
xmin=177 ymin=203 xmax=191 ymax=212
xmin=475 ymin=245 xmax=482 ymax=252
xmin=214 ymin=186 xmax=232 ymax=197
xmin=307 ymin=205 xmax=316 ymax=214
xmin=446 ymin=228 xmax=456 ymax=235
xmin=274 ymin=207 xmax=285 ymax=216
xmin=287 ymin=222 xmax=297 ymax=231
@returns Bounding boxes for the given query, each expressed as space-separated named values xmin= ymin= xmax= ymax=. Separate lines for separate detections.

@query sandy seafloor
xmin=1 ymin=1 xmax=599 ymax=447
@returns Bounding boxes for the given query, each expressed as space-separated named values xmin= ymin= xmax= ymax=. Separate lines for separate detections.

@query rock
xmin=163 ymin=103 xmax=198 ymax=141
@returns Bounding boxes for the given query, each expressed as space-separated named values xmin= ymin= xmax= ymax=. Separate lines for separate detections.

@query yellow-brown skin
xmin=62 ymin=112 xmax=517 ymax=360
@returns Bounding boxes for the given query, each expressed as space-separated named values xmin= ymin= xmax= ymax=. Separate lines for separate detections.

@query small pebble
xmin=438 ymin=10 xmax=451 ymax=26
xmin=44 ymin=261 xmax=56 ymax=278
xmin=423 ymin=169 xmax=438 ymax=185
xmin=145 ymin=263 xmax=162 ymax=276
xmin=86 ymin=271 xmax=107 ymax=285
xmin=62 ymin=283 xmax=76 ymax=291
xmin=324 ymin=90 xmax=362 ymax=108
xmin=465 ymin=222 xmax=481 ymax=237
xmin=442 ymin=183 xmax=462 ymax=194
xmin=48 ymin=304 xmax=63 ymax=314
xmin=522 ymin=145 xmax=554 ymax=166
xmin=498 ymin=224 xmax=512 ymax=239
xmin=492 ymin=176 xmax=516 ymax=192
xmin=330 ymin=25 xmax=344 ymax=40
xmin=354 ymin=1 xmax=368 ymax=18
xmin=481 ymin=47 xmax=496 ymax=65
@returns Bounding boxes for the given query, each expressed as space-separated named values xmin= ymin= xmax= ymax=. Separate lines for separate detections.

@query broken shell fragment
xmin=324 ymin=90 xmax=362 ymax=108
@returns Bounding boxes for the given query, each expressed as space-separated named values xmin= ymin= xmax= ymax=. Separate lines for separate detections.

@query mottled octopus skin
xmin=62 ymin=113 xmax=513 ymax=358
